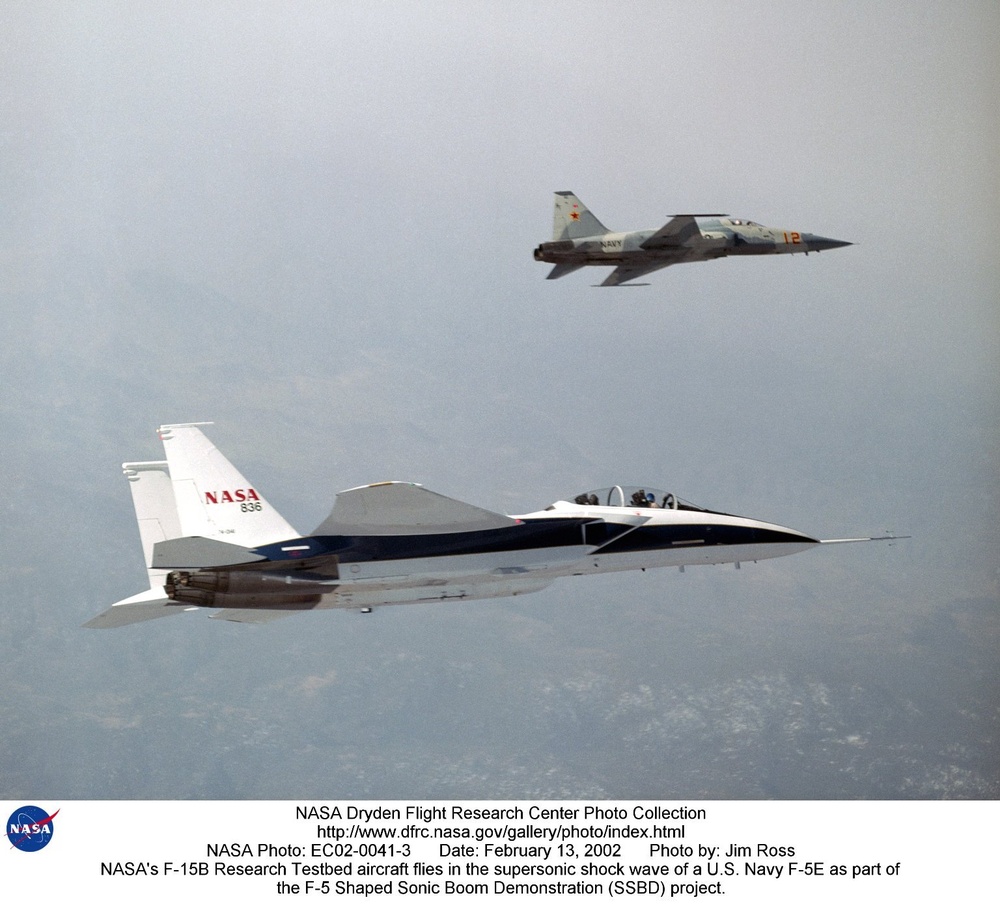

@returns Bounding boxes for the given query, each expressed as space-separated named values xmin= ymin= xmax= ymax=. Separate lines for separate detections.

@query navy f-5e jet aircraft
xmin=85 ymin=424 xmax=898 ymax=628
xmin=534 ymin=191 xmax=852 ymax=286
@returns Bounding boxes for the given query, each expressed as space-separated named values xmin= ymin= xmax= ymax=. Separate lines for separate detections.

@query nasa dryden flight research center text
xmin=95 ymin=803 xmax=905 ymax=900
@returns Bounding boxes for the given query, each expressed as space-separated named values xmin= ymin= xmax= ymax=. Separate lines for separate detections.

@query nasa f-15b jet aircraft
xmin=534 ymin=191 xmax=852 ymax=286
xmin=85 ymin=424 xmax=899 ymax=628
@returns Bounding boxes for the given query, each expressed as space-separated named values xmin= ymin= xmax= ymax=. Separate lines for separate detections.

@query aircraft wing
xmin=598 ymin=262 xmax=680 ymax=286
xmin=314 ymin=482 xmax=520 ymax=536
xmin=640 ymin=214 xmax=725 ymax=250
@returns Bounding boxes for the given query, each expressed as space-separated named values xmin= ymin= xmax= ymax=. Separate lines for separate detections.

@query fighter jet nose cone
xmin=802 ymin=234 xmax=853 ymax=251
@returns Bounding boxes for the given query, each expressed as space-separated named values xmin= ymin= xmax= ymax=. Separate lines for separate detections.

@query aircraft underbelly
xmin=581 ymin=245 xmax=720 ymax=266
xmin=571 ymin=540 xmax=817 ymax=575
xmin=319 ymin=539 xmax=816 ymax=608
xmin=322 ymin=576 xmax=554 ymax=609
xmin=321 ymin=544 xmax=588 ymax=607
xmin=729 ymin=244 xmax=780 ymax=256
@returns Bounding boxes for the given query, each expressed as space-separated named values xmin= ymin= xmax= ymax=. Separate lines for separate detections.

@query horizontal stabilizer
xmin=314 ymin=482 xmax=520 ymax=536
xmin=151 ymin=536 xmax=267 ymax=569
xmin=83 ymin=589 xmax=195 ymax=629
xmin=546 ymin=263 xmax=585 ymax=281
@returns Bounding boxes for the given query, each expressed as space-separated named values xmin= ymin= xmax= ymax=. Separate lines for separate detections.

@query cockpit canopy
xmin=726 ymin=219 xmax=761 ymax=227
xmin=570 ymin=486 xmax=709 ymax=512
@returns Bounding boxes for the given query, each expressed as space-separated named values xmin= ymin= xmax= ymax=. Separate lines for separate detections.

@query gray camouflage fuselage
xmin=534 ymin=191 xmax=851 ymax=286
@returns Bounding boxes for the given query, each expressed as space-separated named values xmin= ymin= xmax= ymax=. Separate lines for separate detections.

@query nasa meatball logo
xmin=7 ymin=805 xmax=59 ymax=852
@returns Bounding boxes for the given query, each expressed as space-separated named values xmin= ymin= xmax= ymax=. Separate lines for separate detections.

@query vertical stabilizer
xmin=122 ymin=461 xmax=182 ymax=591
xmin=552 ymin=191 xmax=610 ymax=241
xmin=83 ymin=460 xmax=192 ymax=628
xmin=158 ymin=423 xmax=300 ymax=546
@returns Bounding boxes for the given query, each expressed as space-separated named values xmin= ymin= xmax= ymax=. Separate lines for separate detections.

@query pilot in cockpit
xmin=630 ymin=490 xmax=655 ymax=507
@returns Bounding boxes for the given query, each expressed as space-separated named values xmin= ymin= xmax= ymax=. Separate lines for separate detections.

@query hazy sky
xmin=1 ymin=2 xmax=997 ymax=800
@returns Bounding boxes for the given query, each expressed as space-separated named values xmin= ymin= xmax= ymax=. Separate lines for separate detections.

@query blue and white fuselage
xmin=85 ymin=426 xmax=891 ymax=629
xmin=171 ymin=487 xmax=817 ymax=616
